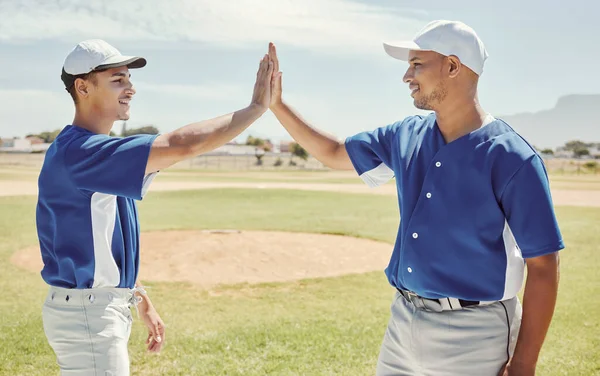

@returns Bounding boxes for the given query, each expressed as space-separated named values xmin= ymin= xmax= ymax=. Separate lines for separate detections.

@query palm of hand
xmin=251 ymin=55 xmax=273 ymax=110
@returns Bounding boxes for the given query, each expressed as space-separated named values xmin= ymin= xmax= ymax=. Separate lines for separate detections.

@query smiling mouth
xmin=410 ymin=88 xmax=419 ymax=96
xmin=119 ymin=99 xmax=131 ymax=106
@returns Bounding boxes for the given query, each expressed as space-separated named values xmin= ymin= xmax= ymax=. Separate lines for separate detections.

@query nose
xmin=127 ymin=82 xmax=136 ymax=96
xmin=403 ymin=68 xmax=413 ymax=84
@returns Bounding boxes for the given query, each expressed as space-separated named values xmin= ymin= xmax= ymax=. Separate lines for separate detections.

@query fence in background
xmin=0 ymin=152 xmax=327 ymax=171
xmin=0 ymin=152 xmax=598 ymax=174
xmin=171 ymin=152 xmax=326 ymax=171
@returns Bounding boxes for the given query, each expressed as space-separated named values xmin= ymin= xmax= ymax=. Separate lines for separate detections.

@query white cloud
xmin=0 ymin=0 xmax=426 ymax=54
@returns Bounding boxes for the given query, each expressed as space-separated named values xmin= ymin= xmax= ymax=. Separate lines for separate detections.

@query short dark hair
xmin=65 ymin=71 xmax=99 ymax=104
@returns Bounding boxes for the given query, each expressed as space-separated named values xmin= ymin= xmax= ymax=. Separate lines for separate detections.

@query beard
xmin=414 ymin=81 xmax=448 ymax=110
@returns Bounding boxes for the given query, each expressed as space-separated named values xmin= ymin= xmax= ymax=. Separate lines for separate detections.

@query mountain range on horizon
xmin=497 ymin=94 xmax=599 ymax=149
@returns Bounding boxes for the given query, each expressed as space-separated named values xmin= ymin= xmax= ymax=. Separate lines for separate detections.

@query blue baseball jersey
xmin=36 ymin=125 xmax=158 ymax=289
xmin=345 ymin=113 xmax=564 ymax=301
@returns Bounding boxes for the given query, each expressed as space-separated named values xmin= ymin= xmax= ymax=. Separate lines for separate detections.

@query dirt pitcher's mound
xmin=11 ymin=230 xmax=392 ymax=288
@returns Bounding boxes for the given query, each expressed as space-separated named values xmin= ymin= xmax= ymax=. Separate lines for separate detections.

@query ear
xmin=75 ymin=78 xmax=89 ymax=99
xmin=447 ymin=56 xmax=461 ymax=78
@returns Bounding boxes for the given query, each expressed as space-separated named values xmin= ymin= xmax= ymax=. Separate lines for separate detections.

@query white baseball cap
xmin=383 ymin=20 xmax=489 ymax=76
xmin=61 ymin=39 xmax=146 ymax=90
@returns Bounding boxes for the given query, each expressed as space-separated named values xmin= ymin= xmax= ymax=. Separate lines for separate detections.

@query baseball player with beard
xmin=267 ymin=20 xmax=564 ymax=376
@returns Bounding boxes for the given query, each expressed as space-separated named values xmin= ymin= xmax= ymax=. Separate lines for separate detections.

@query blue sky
xmin=0 ymin=0 xmax=597 ymax=147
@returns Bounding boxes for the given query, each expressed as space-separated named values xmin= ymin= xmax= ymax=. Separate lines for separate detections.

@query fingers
xmin=269 ymin=42 xmax=279 ymax=75
xmin=154 ymin=322 xmax=162 ymax=343
xmin=146 ymin=319 xmax=165 ymax=353
xmin=147 ymin=331 xmax=164 ymax=352
xmin=148 ymin=336 xmax=163 ymax=353
xmin=257 ymin=54 xmax=272 ymax=82
xmin=256 ymin=54 xmax=267 ymax=78
xmin=146 ymin=332 xmax=154 ymax=350
xmin=267 ymin=58 xmax=274 ymax=78
xmin=271 ymin=71 xmax=283 ymax=91
xmin=147 ymin=320 xmax=162 ymax=344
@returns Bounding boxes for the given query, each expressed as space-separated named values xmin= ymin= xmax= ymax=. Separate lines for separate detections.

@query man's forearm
xmin=271 ymin=101 xmax=353 ymax=170
xmin=169 ymin=104 xmax=266 ymax=156
xmin=147 ymin=104 xmax=267 ymax=173
xmin=511 ymin=253 xmax=560 ymax=368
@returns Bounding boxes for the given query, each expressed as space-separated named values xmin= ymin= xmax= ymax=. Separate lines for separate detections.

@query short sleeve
xmin=500 ymin=155 xmax=565 ymax=258
xmin=344 ymin=122 xmax=399 ymax=187
xmin=65 ymin=133 xmax=159 ymax=200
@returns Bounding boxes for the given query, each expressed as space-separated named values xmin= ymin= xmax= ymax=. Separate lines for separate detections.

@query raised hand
xmin=268 ymin=42 xmax=283 ymax=108
xmin=250 ymin=53 xmax=274 ymax=111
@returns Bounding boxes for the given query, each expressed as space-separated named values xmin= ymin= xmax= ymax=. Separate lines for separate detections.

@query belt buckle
xmin=422 ymin=298 xmax=443 ymax=312
xmin=407 ymin=291 xmax=443 ymax=312
xmin=406 ymin=291 xmax=427 ymax=309
xmin=404 ymin=290 xmax=419 ymax=305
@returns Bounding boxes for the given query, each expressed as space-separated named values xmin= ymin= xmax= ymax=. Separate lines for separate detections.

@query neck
xmin=434 ymin=94 xmax=488 ymax=143
xmin=72 ymin=106 xmax=114 ymax=135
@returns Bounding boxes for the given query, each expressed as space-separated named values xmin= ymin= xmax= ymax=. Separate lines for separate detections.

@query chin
xmin=413 ymin=99 xmax=433 ymax=111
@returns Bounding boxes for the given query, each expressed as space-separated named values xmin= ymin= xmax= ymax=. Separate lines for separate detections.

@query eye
xmin=413 ymin=63 xmax=421 ymax=68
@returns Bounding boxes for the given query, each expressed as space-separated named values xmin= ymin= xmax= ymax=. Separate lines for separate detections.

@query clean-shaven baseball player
xmin=36 ymin=39 xmax=273 ymax=375
xmin=267 ymin=20 xmax=563 ymax=376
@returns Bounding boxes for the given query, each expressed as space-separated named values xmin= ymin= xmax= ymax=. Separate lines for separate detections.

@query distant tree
xmin=584 ymin=161 xmax=598 ymax=170
xmin=540 ymin=148 xmax=554 ymax=155
xmin=246 ymin=135 xmax=262 ymax=146
xmin=289 ymin=142 xmax=308 ymax=166
xmin=573 ymin=147 xmax=590 ymax=158
xmin=122 ymin=125 xmax=160 ymax=137
xmin=32 ymin=129 xmax=62 ymax=143
xmin=246 ymin=136 xmax=271 ymax=151
xmin=247 ymin=135 xmax=274 ymax=156
xmin=564 ymin=140 xmax=591 ymax=151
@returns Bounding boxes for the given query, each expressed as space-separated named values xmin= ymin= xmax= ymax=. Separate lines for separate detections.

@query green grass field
xmin=0 ymin=188 xmax=598 ymax=375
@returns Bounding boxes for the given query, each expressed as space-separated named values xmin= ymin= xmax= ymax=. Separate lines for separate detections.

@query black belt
xmin=396 ymin=288 xmax=482 ymax=311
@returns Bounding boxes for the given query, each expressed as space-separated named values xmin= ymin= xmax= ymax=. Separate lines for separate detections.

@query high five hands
xmin=250 ymin=42 xmax=283 ymax=112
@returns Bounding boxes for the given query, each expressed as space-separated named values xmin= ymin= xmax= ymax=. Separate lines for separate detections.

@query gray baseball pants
xmin=376 ymin=291 xmax=522 ymax=376
xmin=42 ymin=286 xmax=136 ymax=376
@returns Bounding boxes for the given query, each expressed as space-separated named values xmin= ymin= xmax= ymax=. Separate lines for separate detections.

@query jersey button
xmin=426 ymin=192 xmax=432 ymax=199
xmin=407 ymin=267 xmax=413 ymax=273
xmin=412 ymin=232 xmax=418 ymax=239
xmin=435 ymin=161 xmax=442 ymax=167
